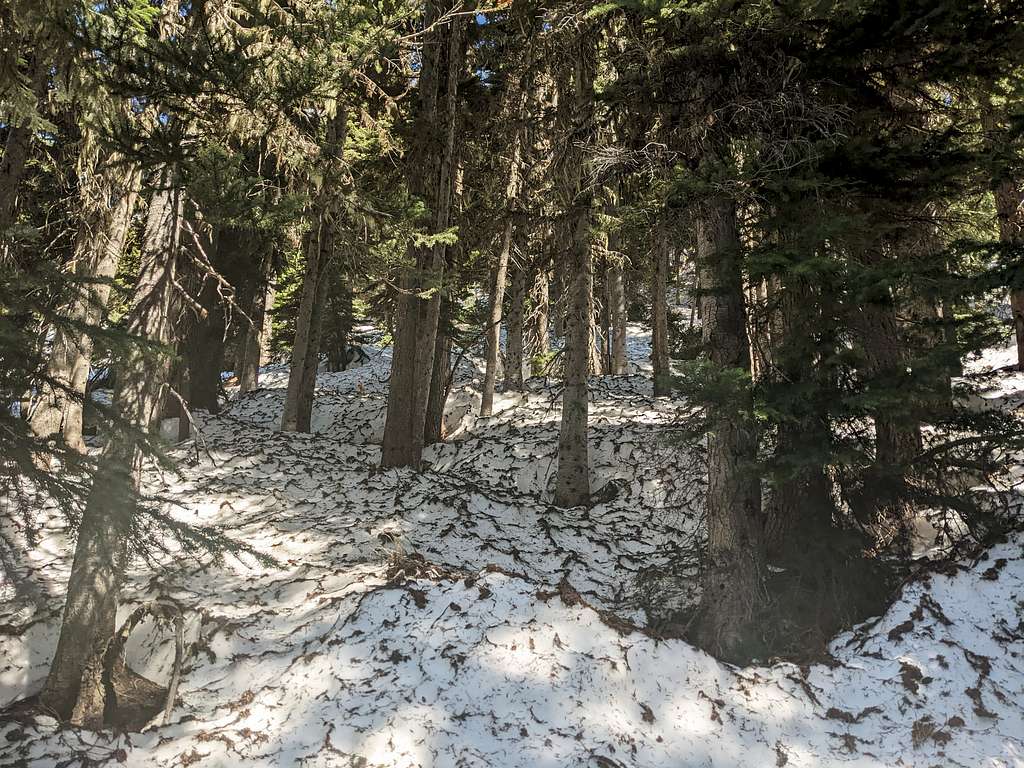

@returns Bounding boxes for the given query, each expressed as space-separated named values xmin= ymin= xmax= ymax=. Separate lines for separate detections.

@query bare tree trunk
xmin=693 ymin=196 xmax=765 ymax=662
xmin=424 ymin=299 xmax=452 ymax=445
xmin=236 ymin=235 xmax=274 ymax=394
xmin=504 ymin=263 xmax=527 ymax=390
xmin=652 ymin=217 xmax=671 ymax=396
xmin=280 ymin=225 xmax=332 ymax=433
xmin=182 ymin=216 xmax=224 ymax=417
xmin=529 ymin=266 xmax=550 ymax=376
xmin=590 ymin=276 xmax=605 ymax=376
xmin=40 ymin=171 xmax=184 ymax=726
xmin=381 ymin=7 xmax=466 ymax=468
xmin=259 ymin=282 xmax=276 ymax=366
xmin=281 ymin=105 xmax=347 ymax=433
xmin=481 ymin=219 xmax=514 ymax=416
xmin=553 ymin=35 xmax=596 ymax=508
xmin=32 ymin=154 xmax=140 ymax=451
xmin=607 ymin=259 xmax=627 ymax=375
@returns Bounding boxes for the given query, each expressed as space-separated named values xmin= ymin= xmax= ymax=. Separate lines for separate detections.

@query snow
xmin=1 ymin=326 xmax=1023 ymax=767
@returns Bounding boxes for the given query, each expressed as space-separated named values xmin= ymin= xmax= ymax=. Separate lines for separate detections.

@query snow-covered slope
xmin=1 ymin=330 xmax=1022 ymax=767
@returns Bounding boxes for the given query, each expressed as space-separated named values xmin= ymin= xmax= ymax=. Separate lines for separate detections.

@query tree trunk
xmin=236 ymin=235 xmax=274 ymax=394
xmin=854 ymin=247 xmax=920 ymax=554
xmin=41 ymin=171 xmax=184 ymax=726
xmin=280 ymin=225 xmax=332 ymax=433
xmin=984 ymin=100 xmax=1024 ymax=369
xmin=424 ymin=299 xmax=452 ymax=445
xmin=553 ymin=36 xmax=596 ymax=508
xmin=480 ymin=218 xmax=514 ymax=417
xmin=693 ymin=196 xmax=765 ymax=662
xmin=652 ymin=217 xmax=671 ymax=396
xmin=607 ymin=259 xmax=627 ymax=375
xmin=281 ymin=105 xmax=347 ymax=433
xmin=259 ymin=281 xmax=276 ymax=367
xmin=31 ymin=154 xmax=140 ymax=451
xmin=182 ymin=218 xmax=224 ymax=417
xmin=504 ymin=263 xmax=527 ymax=390
xmin=381 ymin=6 xmax=466 ymax=468
xmin=993 ymin=176 xmax=1024 ymax=368
xmin=765 ymin=275 xmax=834 ymax=552
xmin=529 ymin=266 xmax=550 ymax=376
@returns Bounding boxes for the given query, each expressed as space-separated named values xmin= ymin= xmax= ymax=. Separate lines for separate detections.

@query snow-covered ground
xmin=1 ymin=330 xmax=1023 ymax=767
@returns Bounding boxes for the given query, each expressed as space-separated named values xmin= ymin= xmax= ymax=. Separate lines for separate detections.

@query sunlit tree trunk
xmin=32 ymin=152 xmax=140 ymax=451
xmin=529 ymin=266 xmax=550 ymax=376
xmin=553 ymin=34 xmax=596 ymax=508
xmin=504 ymin=262 xmax=527 ymax=390
xmin=281 ymin=224 xmax=332 ymax=433
xmin=41 ymin=170 xmax=185 ymax=726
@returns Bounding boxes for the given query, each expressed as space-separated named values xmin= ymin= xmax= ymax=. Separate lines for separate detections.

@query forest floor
xmin=1 ymin=327 xmax=1023 ymax=767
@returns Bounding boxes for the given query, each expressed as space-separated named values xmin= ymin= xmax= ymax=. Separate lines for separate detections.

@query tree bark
xmin=236 ymin=234 xmax=274 ymax=393
xmin=553 ymin=35 xmax=596 ymax=508
xmin=480 ymin=217 xmax=514 ymax=417
xmin=853 ymin=246 xmax=921 ymax=554
xmin=182 ymin=216 xmax=224 ymax=418
xmin=31 ymin=153 xmax=140 ymax=451
xmin=504 ymin=262 xmax=527 ymax=390
xmin=607 ymin=259 xmax=627 ymax=375
xmin=529 ymin=266 xmax=550 ymax=376
xmin=381 ymin=6 xmax=466 ymax=467
xmin=280 ymin=224 xmax=332 ymax=433
xmin=41 ymin=171 xmax=184 ymax=726
xmin=693 ymin=196 xmax=765 ymax=662
xmin=281 ymin=106 xmax=347 ymax=433
xmin=993 ymin=175 xmax=1024 ymax=368
xmin=424 ymin=299 xmax=452 ymax=445
xmin=652 ymin=217 xmax=671 ymax=396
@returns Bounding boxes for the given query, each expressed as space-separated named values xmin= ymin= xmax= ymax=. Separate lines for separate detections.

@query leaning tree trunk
xmin=652 ymin=217 xmax=671 ymax=396
xmin=553 ymin=34 xmax=597 ymax=508
xmin=40 ymin=172 xmax=185 ymax=726
xmin=381 ymin=6 xmax=466 ymax=467
xmin=31 ymin=153 xmax=140 ymax=451
xmin=693 ymin=196 xmax=765 ymax=662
